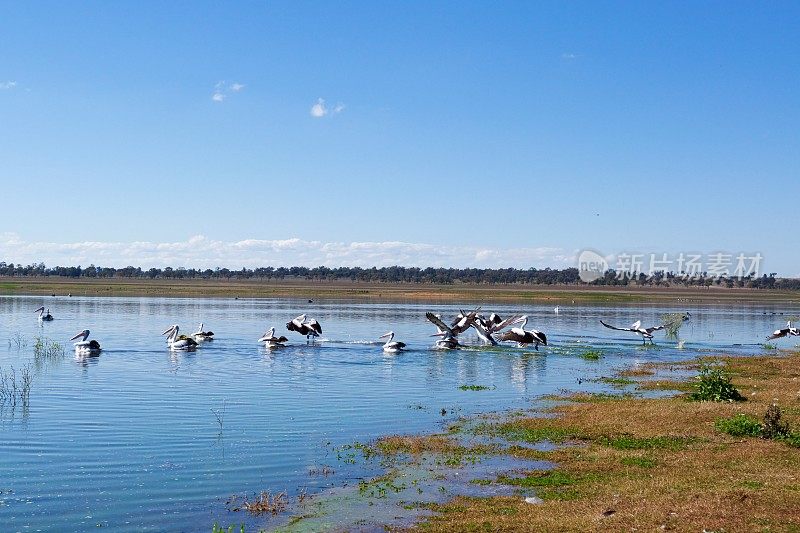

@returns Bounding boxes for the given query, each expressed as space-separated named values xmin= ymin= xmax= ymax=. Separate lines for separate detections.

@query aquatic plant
xmin=211 ymin=523 xmax=244 ymax=533
xmin=763 ymin=343 xmax=777 ymax=350
xmin=242 ymin=491 xmax=288 ymax=516
xmin=7 ymin=332 xmax=27 ymax=350
xmin=211 ymin=399 xmax=226 ymax=434
xmin=0 ymin=363 xmax=32 ymax=408
xmin=688 ymin=364 xmax=745 ymax=402
xmin=580 ymin=350 xmax=602 ymax=361
xmin=33 ymin=336 xmax=65 ymax=360
xmin=459 ymin=384 xmax=491 ymax=391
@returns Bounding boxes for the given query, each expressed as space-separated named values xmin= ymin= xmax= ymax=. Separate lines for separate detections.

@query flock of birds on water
xmin=32 ymin=304 xmax=800 ymax=358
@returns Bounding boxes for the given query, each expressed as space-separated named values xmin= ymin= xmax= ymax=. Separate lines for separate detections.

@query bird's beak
xmin=430 ymin=333 xmax=445 ymax=337
xmin=379 ymin=332 xmax=391 ymax=339
xmin=161 ymin=326 xmax=175 ymax=336
xmin=69 ymin=331 xmax=84 ymax=341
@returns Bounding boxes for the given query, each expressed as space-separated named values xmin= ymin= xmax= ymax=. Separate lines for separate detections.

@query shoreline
xmin=2 ymin=277 xmax=800 ymax=303
xmin=275 ymin=350 xmax=800 ymax=532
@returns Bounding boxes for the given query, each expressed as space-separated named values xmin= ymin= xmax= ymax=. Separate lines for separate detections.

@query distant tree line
xmin=0 ymin=261 xmax=798 ymax=290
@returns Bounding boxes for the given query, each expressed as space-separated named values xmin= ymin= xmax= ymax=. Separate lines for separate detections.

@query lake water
xmin=1 ymin=295 xmax=797 ymax=532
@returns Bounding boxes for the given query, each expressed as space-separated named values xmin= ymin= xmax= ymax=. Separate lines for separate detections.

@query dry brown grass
xmin=414 ymin=352 xmax=800 ymax=532
xmin=241 ymin=490 xmax=288 ymax=516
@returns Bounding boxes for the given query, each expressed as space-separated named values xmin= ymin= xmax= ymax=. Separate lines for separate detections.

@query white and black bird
xmin=425 ymin=312 xmax=461 ymax=349
xmin=497 ymin=316 xmax=548 ymax=350
xmin=286 ymin=314 xmax=323 ymax=340
xmin=193 ymin=323 xmax=214 ymax=342
xmin=472 ymin=313 xmax=524 ymax=345
xmin=600 ymin=319 xmax=664 ymax=345
xmin=69 ymin=329 xmax=101 ymax=356
xmin=767 ymin=321 xmax=800 ymax=341
xmin=379 ymin=331 xmax=406 ymax=353
xmin=449 ymin=307 xmax=481 ymax=335
xmin=259 ymin=327 xmax=288 ymax=347
xmin=35 ymin=306 xmax=54 ymax=321
xmin=162 ymin=324 xmax=198 ymax=351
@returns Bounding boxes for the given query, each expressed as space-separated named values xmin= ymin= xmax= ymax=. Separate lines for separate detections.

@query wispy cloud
xmin=310 ymin=98 xmax=345 ymax=118
xmin=0 ymin=81 xmax=17 ymax=90
xmin=0 ymin=233 xmax=575 ymax=269
xmin=561 ymin=52 xmax=578 ymax=60
xmin=212 ymin=80 xmax=244 ymax=102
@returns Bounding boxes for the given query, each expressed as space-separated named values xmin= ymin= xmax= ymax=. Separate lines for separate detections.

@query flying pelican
xmin=379 ymin=331 xmax=406 ymax=353
xmin=449 ymin=307 xmax=481 ymax=335
xmin=600 ymin=320 xmax=664 ymax=345
xmin=286 ymin=314 xmax=323 ymax=340
xmin=259 ymin=327 xmax=288 ymax=347
xmin=497 ymin=316 xmax=548 ymax=350
xmin=472 ymin=314 xmax=524 ymax=345
xmin=69 ymin=329 xmax=101 ymax=356
xmin=425 ymin=312 xmax=461 ymax=349
xmin=767 ymin=321 xmax=800 ymax=341
xmin=162 ymin=324 xmax=198 ymax=351
xmin=35 ymin=306 xmax=54 ymax=321
xmin=193 ymin=323 xmax=215 ymax=342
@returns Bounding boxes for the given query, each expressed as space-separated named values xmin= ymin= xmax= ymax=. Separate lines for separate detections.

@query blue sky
xmin=1 ymin=2 xmax=798 ymax=273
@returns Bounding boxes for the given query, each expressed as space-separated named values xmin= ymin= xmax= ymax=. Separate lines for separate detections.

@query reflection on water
xmin=0 ymin=295 xmax=797 ymax=531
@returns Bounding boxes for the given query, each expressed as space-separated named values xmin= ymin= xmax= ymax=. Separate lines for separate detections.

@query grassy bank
xmin=406 ymin=353 xmax=800 ymax=531
xmin=2 ymin=277 xmax=800 ymax=303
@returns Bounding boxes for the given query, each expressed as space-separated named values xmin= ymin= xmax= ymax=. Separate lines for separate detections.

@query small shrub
xmin=688 ymin=364 xmax=745 ymax=402
xmin=762 ymin=405 xmax=790 ymax=439
xmin=715 ymin=414 xmax=763 ymax=437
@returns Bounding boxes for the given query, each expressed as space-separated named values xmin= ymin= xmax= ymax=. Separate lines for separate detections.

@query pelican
xmin=35 ymin=306 xmax=54 ymax=321
xmin=193 ymin=323 xmax=215 ymax=342
xmin=286 ymin=314 xmax=322 ymax=340
xmin=767 ymin=321 xmax=800 ymax=341
xmin=554 ymin=306 xmax=560 ymax=314
xmin=162 ymin=324 xmax=198 ymax=351
xmin=497 ymin=316 xmax=548 ymax=350
xmin=425 ymin=312 xmax=461 ymax=349
xmin=449 ymin=307 xmax=481 ymax=335
xmin=600 ymin=320 xmax=664 ymax=345
xmin=472 ymin=314 xmax=524 ymax=345
xmin=379 ymin=331 xmax=406 ymax=353
xmin=259 ymin=327 xmax=288 ymax=347
xmin=69 ymin=329 xmax=101 ymax=356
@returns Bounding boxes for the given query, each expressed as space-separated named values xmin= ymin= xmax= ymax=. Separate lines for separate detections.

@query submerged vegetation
xmin=33 ymin=336 xmax=65 ymax=360
xmin=459 ymin=384 xmax=492 ymax=391
xmin=0 ymin=363 xmax=33 ymax=408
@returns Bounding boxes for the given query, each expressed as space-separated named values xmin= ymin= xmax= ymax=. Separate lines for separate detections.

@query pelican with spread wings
xmin=472 ymin=313 xmax=525 ymax=345
xmin=425 ymin=312 xmax=463 ymax=349
xmin=286 ymin=314 xmax=323 ymax=340
xmin=767 ymin=321 xmax=800 ymax=341
xmin=496 ymin=316 xmax=548 ymax=350
xmin=600 ymin=319 xmax=664 ymax=345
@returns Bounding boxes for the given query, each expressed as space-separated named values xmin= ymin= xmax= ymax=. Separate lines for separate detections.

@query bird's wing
xmin=426 ymin=312 xmax=452 ymax=334
xmin=291 ymin=314 xmax=305 ymax=326
xmin=600 ymin=320 xmax=631 ymax=332
xmin=531 ymin=330 xmax=547 ymax=345
xmin=767 ymin=328 xmax=789 ymax=340
xmin=490 ymin=315 xmax=524 ymax=333
xmin=646 ymin=325 xmax=665 ymax=334
xmin=307 ymin=319 xmax=322 ymax=334
xmin=630 ymin=320 xmax=642 ymax=330
xmin=497 ymin=330 xmax=521 ymax=342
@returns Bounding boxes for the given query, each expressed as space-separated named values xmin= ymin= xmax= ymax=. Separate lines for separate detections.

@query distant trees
xmin=0 ymin=260 xmax=796 ymax=289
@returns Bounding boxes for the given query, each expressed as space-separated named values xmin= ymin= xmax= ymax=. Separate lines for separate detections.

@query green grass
xmin=477 ymin=422 xmax=579 ymax=444
xmin=598 ymin=377 xmax=636 ymax=386
xmin=212 ymin=524 xmax=244 ymax=533
xmin=715 ymin=414 xmax=763 ymax=437
xmin=620 ymin=456 xmax=657 ymax=468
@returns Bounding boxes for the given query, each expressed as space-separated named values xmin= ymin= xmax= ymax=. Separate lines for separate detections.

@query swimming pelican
xmin=554 ymin=306 xmax=560 ymax=314
xmin=69 ymin=329 xmax=101 ymax=356
xmin=425 ymin=312 xmax=461 ymax=349
xmin=35 ymin=306 xmax=54 ymax=321
xmin=286 ymin=314 xmax=323 ymax=340
xmin=472 ymin=314 xmax=524 ymax=345
xmin=259 ymin=327 xmax=288 ymax=347
xmin=193 ymin=323 xmax=215 ymax=342
xmin=600 ymin=320 xmax=664 ymax=345
xmin=162 ymin=324 xmax=198 ymax=351
xmin=497 ymin=316 xmax=548 ymax=350
xmin=379 ymin=331 xmax=406 ymax=353
xmin=767 ymin=321 xmax=800 ymax=341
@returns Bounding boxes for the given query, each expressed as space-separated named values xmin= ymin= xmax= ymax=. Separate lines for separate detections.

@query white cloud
xmin=310 ymin=98 xmax=328 ymax=117
xmin=211 ymin=80 xmax=244 ymax=102
xmin=0 ymin=233 xmax=575 ymax=270
xmin=561 ymin=52 xmax=578 ymax=60
xmin=0 ymin=81 xmax=17 ymax=90
xmin=311 ymin=98 xmax=345 ymax=118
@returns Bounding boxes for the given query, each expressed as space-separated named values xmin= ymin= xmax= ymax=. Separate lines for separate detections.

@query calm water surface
xmin=1 ymin=295 xmax=797 ymax=531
